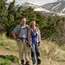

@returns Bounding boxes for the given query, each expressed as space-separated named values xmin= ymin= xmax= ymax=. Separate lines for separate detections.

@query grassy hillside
xmin=0 ymin=34 xmax=65 ymax=65
xmin=40 ymin=40 xmax=65 ymax=65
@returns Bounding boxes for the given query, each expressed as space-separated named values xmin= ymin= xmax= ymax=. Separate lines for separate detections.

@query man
xmin=12 ymin=16 xmax=30 ymax=65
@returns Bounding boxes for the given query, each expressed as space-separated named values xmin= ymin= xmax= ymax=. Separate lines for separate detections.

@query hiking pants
xmin=17 ymin=39 xmax=31 ymax=63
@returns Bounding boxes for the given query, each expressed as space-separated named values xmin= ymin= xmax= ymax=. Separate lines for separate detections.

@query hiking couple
xmin=12 ymin=16 xmax=41 ymax=65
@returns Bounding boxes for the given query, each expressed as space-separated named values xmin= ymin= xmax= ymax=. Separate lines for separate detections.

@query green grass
xmin=0 ymin=58 xmax=11 ymax=65
xmin=0 ymin=55 xmax=19 ymax=65
xmin=0 ymin=34 xmax=18 ymax=51
xmin=0 ymin=34 xmax=19 ymax=65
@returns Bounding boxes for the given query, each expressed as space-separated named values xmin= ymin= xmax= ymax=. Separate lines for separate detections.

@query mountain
xmin=21 ymin=2 xmax=40 ymax=8
xmin=20 ymin=1 xmax=65 ymax=16
xmin=42 ymin=0 xmax=65 ymax=14
xmin=20 ymin=2 xmax=51 ymax=15
xmin=21 ymin=2 xmax=52 ymax=14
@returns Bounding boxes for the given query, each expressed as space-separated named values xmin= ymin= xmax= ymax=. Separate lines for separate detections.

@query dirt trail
xmin=0 ymin=49 xmax=18 ymax=57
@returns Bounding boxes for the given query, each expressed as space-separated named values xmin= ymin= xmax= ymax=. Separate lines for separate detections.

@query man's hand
xmin=12 ymin=33 xmax=17 ymax=40
xmin=26 ymin=42 xmax=31 ymax=47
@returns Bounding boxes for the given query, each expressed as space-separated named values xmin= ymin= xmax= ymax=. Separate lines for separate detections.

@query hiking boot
xmin=37 ymin=58 xmax=41 ymax=65
xmin=25 ymin=61 xmax=30 ymax=65
xmin=21 ymin=60 xmax=24 ymax=65
xmin=33 ymin=64 xmax=37 ymax=65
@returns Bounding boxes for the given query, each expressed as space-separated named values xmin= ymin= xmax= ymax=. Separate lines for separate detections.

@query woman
xmin=29 ymin=20 xmax=41 ymax=65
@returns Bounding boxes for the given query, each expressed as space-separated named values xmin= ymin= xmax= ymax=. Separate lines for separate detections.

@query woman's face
xmin=32 ymin=21 xmax=36 ymax=27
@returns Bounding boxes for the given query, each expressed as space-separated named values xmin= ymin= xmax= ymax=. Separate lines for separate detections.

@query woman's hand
xmin=37 ymin=42 xmax=40 ymax=46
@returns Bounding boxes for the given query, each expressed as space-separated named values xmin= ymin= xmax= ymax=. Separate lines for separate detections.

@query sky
xmin=7 ymin=0 xmax=57 ymax=5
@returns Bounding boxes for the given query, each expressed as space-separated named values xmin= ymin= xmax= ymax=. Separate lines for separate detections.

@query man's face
xmin=20 ymin=18 xmax=27 ymax=25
